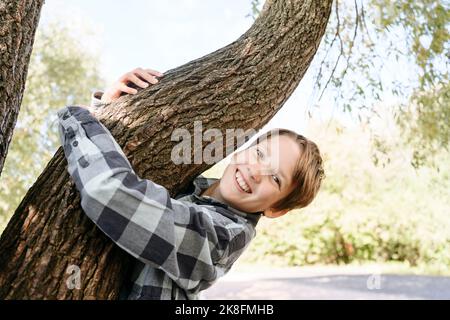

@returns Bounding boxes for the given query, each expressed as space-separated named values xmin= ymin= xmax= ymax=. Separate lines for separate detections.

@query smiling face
xmin=211 ymin=134 xmax=301 ymax=217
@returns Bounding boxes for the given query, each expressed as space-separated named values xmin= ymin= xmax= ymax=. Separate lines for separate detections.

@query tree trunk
xmin=0 ymin=0 xmax=45 ymax=177
xmin=0 ymin=0 xmax=333 ymax=299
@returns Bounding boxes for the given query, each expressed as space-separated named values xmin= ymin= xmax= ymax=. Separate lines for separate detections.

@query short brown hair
xmin=248 ymin=128 xmax=325 ymax=212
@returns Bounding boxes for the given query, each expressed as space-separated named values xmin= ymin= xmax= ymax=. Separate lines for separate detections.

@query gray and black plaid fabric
xmin=57 ymin=105 xmax=261 ymax=300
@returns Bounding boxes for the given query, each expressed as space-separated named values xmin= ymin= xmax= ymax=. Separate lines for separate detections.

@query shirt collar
xmin=191 ymin=175 xmax=263 ymax=227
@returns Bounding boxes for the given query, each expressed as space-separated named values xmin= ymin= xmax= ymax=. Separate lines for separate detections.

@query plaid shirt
xmin=57 ymin=102 xmax=261 ymax=300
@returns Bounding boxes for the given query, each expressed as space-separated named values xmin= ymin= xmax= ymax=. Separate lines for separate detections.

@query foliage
xmin=248 ymin=0 xmax=449 ymax=167
xmin=396 ymin=82 xmax=450 ymax=168
xmin=0 ymin=20 xmax=104 ymax=230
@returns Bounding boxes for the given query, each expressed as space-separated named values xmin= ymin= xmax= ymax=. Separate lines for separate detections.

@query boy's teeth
xmin=235 ymin=171 xmax=250 ymax=193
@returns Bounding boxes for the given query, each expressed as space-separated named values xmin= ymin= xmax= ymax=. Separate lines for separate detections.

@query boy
xmin=57 ymin=67 xmax=325 ymax=300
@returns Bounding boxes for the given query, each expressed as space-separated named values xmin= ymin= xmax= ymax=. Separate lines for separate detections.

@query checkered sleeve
xmin=57 ymin=105 xmax=250 ymax=293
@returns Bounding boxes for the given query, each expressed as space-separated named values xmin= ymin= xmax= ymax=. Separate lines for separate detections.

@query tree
xmin=0 ymin=0 xmax=333 ymax=299
xmin=0 ymin=20 xmax=104 ymax=224
xmin=0 ymin=0 xmax=45 ymax=177
xmin=250 ymin=0 xmax=449 ymax=167
xmin=396 ymin=81 xmax=449 ymax=168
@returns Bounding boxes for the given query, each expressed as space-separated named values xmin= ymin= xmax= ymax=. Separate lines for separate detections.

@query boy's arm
xmin=57 ymin=106 xmax=249 ymax=293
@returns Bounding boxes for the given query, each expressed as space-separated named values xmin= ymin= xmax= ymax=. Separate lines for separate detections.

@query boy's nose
xmin=249 ymin=164 xmax=276 ymax=184
xmin=248 ymin=166 xmax=262 ymax=184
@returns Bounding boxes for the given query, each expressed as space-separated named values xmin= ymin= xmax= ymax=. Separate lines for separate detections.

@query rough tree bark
xmin=0 ymin=0 xmax=333 ymax=299
xmin=0 ymin=0 xmax=45 ymax=177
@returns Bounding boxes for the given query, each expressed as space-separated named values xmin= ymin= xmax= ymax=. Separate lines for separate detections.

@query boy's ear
xmin=263 ymin=208 xmax=288 ymax=218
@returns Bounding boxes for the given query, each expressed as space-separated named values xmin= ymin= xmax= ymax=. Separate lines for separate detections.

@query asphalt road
xmin=201 ymin=266 xmax=450 ymax=300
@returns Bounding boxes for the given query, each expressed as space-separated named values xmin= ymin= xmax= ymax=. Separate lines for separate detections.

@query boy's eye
xmin=272 ymin=175 xmax=280 ymax=186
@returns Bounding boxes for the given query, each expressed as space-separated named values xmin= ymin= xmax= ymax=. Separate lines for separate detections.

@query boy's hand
xmin=101 ymin=67 xmax=164 ymax=103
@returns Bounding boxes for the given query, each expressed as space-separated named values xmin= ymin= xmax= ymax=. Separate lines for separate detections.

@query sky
xmin=42 ymin=1 xmax=257 ymax=82
xmin=38 ymin=0 xmax=405 ymax=137
xmin=38 ymin=0 xmax=337 ymax=135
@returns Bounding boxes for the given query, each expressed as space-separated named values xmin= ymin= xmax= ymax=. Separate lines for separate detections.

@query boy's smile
xmin=202 ymin=135 xmax=301 ymax=217
xmin=234 ymin=168 xmax=252 ymax=193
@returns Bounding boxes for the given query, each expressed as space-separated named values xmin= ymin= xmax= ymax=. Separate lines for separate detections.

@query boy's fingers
xmin=127 ymin=73 xmax=149 ymax=88
xmin=135 ymin=69 xmax=158 ymax=84
xmin=118 ymin=83 xmax=138 ymax=94
xmin=145 ymin=68 xmax=164 ymax=77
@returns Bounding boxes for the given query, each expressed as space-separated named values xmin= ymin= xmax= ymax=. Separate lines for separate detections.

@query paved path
xmin=201 ymin=266 xmax=450 ymax=300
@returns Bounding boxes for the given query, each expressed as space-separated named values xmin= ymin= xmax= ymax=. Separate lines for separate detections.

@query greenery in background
xmin=250 ymin=0 xmax=449 ymax=168
xmin=368 ymin=0 xmax=449 ymax=168
xmin=0 ymin=20 xmax=104 ymax=230
xmin=396 ymin=82 xmax=449 ymax=168
xmin=204 ymin=116 xmax=450 ymax=275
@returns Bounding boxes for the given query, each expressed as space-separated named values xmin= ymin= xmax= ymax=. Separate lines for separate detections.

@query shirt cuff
xmin=91 ymin=91 xmax=105 ymax=108
xmin=57 ymin=107 xmax=79 ymax=133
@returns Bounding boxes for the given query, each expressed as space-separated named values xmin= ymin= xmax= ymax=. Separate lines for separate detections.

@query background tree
xmin=0 ymin=0 xmax=334 ymax=299
xmin=251 ymin=0 xmax=449 ymax=167
xmin=315 ymin=0 xmax=449 ymax=168
xmin=0 ymin=20 xmax=104 ymax=224
xmin=0 ymin=0 xmax=45 ymax=177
